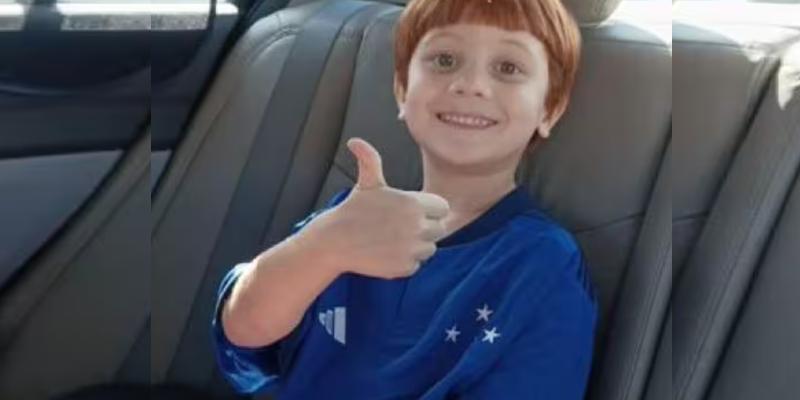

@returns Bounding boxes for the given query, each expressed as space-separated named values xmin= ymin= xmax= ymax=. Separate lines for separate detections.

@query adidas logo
xmin=318 ymin=307 xmax=346 ymax=345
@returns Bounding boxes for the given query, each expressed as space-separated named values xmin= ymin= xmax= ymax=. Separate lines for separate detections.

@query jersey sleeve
xmin=458 ymin=246 xmax=598 ymax=400
xmin=211 ymin=187 xmax=352 ymax=394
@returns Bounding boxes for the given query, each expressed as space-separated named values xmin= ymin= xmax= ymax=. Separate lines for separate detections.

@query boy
xmin=213 ymin=0 xmax=597 ymax=398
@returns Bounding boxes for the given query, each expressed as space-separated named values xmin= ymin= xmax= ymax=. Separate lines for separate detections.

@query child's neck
xmin=422 ymin=177 xmax=516 ymax=224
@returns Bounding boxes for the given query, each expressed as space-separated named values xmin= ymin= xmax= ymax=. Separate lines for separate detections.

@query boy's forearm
xmin=221 ymin=225 xmax=343 ymax=348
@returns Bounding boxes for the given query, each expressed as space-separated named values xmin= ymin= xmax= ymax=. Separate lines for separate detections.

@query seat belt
xmin=151 ymin=0 xmax=374 ymax=386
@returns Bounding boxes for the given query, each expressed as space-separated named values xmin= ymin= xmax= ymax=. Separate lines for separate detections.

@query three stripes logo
xmin=318 ymin=306 xmax=346 ymax=345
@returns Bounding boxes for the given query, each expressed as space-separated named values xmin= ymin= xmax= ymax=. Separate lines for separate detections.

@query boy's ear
xmin=537 ymin=119 xmax=554 ymax=139
xmin=393 ymin=75 xmax=406 ymax=111
xmin=536 ymin=105 xmax=566 ymax=139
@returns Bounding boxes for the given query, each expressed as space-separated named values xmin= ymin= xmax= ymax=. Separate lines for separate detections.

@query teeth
xmin=438 ymin=113 xmax=495 ymax=128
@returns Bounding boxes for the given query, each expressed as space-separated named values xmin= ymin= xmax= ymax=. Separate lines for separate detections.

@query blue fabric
xmin=211 ymin=185 xmax=598 ymax=399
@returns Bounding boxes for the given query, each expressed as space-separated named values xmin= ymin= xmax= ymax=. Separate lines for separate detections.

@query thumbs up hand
xmin=301 ymin=137 xmax=451 ymax=280
xmin=347 ymin=137 xmax=388 ymax=190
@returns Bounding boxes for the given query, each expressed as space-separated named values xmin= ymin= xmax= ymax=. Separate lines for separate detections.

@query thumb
xmin=347 ymin=137 xmax=387 ymax=190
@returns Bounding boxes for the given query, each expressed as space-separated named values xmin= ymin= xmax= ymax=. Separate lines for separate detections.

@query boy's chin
xmin=422 ymin=146 xmax=507 ymax=172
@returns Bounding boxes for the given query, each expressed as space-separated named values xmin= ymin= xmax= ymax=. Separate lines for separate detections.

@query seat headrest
xmin=560 ymin=0 xmax=623 ymax=26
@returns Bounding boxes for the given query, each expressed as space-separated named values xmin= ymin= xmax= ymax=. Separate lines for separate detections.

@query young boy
xmin=213 ymin=0 xmax=597 ymax=398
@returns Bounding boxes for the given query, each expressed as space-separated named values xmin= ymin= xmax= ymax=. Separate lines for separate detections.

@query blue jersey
xmin=212 ymin=185 xmax=598 ymax=399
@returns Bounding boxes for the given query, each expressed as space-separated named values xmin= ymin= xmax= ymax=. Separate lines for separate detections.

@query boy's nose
xmin=449 ymin=69 xmax=491 ymax=98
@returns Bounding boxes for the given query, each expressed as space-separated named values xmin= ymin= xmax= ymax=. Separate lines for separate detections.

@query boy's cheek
xmin=400 ymin=91 xmax=434 ymax=128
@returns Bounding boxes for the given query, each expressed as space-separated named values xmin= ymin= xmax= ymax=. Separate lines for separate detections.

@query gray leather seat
xmin=642 ymin=19 xmax=800 ymax=400
xmin=647 ymin=21 xmax=800 ymax=400
xmin=671 ymin=36 xmax=800 ymax=400
xmin=150 ymin=0 xmax=672 ymax=398
xmin=672 ymin=21 xmax=798 ymax=277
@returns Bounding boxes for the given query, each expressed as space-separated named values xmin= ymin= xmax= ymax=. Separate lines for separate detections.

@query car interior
xmin=0 ymin=0 xmax=797 ymax=399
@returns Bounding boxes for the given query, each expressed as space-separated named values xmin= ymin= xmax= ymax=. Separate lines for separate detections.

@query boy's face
xmin=396 ymin=23 xmax=555 ymax=172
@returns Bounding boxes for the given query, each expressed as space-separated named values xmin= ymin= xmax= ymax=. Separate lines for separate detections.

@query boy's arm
xmin=221 ymin=210 xmax=344 ymax=348
xmin=211 ymin=197 xmax=348 ymax=395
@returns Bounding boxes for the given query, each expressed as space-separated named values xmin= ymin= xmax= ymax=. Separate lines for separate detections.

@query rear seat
xmin=647 ymin=23 xmax=800 ymax=400
xmin=150 ymin=0 xmax=672 ymax=398
xmin=707 ymin=132 xmax=800 ymax=399
xmin=672 ymin=21 xmax=796 ymax=277
xmin=528 ymin=11 xmax=671 ymax=400
xmin=703 ymin=78 xmax=799 ymax=400
xmin=671 ymin=38 xmax=800 ymax=400
xmin=643 ymin=19 xmax=800 ymax=400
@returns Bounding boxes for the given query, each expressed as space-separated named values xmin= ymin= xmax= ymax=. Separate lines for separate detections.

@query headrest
xmin=560 ymin=0 xmax=624 ymax=26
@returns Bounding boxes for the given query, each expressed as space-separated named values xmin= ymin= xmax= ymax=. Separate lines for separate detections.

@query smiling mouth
xmin=436 ymin=112 xmax=499 ymax=130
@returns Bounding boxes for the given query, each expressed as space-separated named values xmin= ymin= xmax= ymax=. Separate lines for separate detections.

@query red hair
xmin=394 ymin=0 xmax=581 ymax=144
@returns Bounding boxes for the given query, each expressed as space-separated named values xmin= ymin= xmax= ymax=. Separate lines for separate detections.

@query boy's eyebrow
xmin=425 ymin=31 xmax=535 ymax=58
xmin=424 ymin=31 xmax=463 ymax=44
xmin=500 ymin=38 xmax=534 ymax=58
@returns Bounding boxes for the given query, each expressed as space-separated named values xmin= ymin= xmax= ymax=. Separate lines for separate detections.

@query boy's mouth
xmin=436 ymin=112 xmax=499 ymax=130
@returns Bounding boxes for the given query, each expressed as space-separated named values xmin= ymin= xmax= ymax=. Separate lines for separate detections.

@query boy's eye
xmin=434 ymin=53 xmax=456 ymax=69
xmin=498 ymin=61 xmax=520 ymax=75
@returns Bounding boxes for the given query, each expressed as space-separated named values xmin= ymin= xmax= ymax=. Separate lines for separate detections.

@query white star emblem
xmin=445 ymin=325 xmax=461 ymax=343
xmin=476 ymin=303 xmax=493 ymax=322
xmin=482 ymin=327 xmax=501 ymax=344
